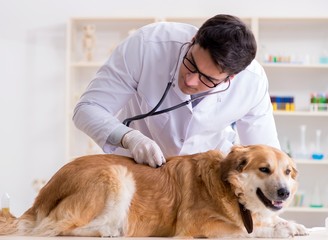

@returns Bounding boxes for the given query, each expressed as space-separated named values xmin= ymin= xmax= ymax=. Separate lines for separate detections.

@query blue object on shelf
xmin=312 ymin=153 xmax=324 ymax=160
xmin=319 ymin=56 xmax=328 ymax=64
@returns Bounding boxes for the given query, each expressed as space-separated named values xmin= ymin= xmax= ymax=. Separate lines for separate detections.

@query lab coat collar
xmin=170 ymin=45 xmax=190 ymax=102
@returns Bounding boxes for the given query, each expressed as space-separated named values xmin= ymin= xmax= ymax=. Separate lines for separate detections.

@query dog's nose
xmin=277 ymin=188 xmax=290 ymax=200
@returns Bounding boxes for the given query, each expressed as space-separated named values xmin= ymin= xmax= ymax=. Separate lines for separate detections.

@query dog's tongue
xmin=272 ymin=200 xmax=283 ymax=208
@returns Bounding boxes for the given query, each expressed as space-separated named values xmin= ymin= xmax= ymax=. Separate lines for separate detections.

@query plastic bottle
xmin=288 ymin=96 xmax=295 ymax=111
xmin=271 ymin=96 xmax=277 ymax=111
xmin=1 ymin=192 xmax=10 ymax=214
xmin=318 ymin=93 xmax=326 ymax=111
xmin=282 ymin=137 xmax=292 ymax=157
xmin=309 ymin=184 xmax=323 ymax=208
xmin=299 ymin=125 xmax=308 ymax=159
xmin=310 ymin=93 xmax=317 ymax=111
xmin=276 ymin=97 xmax=282 ymax=110
xmin=284 ymin=96 xmax=294 ymax=111
xmin=312 ymin=129 xmax=324 ymax=160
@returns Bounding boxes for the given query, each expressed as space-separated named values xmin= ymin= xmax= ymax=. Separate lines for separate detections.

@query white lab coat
xmin=73 ymin=21 xmax=280 ymax=158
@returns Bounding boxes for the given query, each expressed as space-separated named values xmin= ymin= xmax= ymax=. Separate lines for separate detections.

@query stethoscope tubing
xmin=122 ymin=79 xmax=230 ymax=126
xmin=122 ymin=82 xmax=173 ymax=126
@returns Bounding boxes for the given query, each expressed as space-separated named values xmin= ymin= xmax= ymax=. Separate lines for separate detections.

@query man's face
xmin=178 ymin=44 xmax=231 ymax=95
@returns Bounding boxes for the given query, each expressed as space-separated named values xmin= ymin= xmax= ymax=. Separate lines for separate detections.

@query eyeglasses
xmin=182 ymin=46 xmax=230 ymax=88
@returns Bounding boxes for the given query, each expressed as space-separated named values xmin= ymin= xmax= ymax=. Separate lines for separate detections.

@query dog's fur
xmin=0 ymin=145 xmax=308 ymax=238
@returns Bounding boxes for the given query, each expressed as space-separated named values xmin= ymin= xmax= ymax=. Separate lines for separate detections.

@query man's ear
xmin=226 ymin=75 xmax=235 ymax=82
xmin=288 ymin=157 xmax=298 ymax=180
xmin=191 ymin=36 xmax=195 ymax=45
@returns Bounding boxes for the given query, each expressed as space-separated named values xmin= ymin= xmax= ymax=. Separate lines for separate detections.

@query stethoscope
xmin=123 ymin=42 xmax=231 ymax=127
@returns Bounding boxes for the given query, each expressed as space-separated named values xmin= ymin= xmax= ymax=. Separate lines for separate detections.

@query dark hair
xmin=194 ymin=14 xmax=257 ymax=75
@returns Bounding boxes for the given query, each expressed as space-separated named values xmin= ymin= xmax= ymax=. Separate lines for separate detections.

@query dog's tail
xmin=0 ymin=210 xmax=18 ymax=235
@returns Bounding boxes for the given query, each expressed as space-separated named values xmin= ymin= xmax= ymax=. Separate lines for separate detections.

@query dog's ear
xmin=291 ymin=166 xmax=298 ymax=179
xmin=288 ymin=157 xmax=298 ymax=180
xmin=221 ymin=145 xmax=250 ymax=182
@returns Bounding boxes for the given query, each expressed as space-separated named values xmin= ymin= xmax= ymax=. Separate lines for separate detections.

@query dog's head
xmin=221 ymin=145 xmax=298 ymax=215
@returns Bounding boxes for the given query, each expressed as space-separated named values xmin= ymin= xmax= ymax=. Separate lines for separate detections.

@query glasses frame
xmin=182 ymin=45 xmax=230 ymax=88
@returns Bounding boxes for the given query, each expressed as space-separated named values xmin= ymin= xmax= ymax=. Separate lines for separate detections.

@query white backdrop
xmin=0 ymin=0 xmax=327 ymax=216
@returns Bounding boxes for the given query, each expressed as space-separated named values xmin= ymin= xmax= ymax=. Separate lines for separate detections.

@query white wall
xmin=0 ymin=0 xmax=328 ymax=216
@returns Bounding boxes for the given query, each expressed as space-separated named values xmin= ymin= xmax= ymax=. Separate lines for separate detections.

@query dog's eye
xmin=285 ymin=169 xmax=291 ymax=175
xmin=259 ymin=167 xmax=270 ymax=174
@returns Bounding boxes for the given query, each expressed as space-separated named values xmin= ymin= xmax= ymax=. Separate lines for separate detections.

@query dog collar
xmin=239 ymin=202 xmax=253 ymax=234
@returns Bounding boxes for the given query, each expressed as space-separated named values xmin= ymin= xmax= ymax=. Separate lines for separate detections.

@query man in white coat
xmin=73 ymin=14 xmax=280 ymax=168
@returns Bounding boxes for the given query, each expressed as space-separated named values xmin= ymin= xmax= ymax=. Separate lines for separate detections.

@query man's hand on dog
xmin=122 ymin=130 xmax=166 ymax=168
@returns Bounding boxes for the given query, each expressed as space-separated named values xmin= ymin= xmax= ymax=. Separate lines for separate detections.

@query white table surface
xmin=0 ymin=228 xmax=326 ymax=240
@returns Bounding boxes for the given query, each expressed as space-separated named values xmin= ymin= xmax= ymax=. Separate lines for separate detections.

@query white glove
xmin=121 ymin=130 xmax=166 ymax=168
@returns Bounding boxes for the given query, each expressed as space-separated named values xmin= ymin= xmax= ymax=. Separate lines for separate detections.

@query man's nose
xmin=185 ymin=73 xmax=200 ymax=86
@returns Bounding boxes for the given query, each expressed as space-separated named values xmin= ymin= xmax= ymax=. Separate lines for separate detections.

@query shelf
xmin=262 ymin=63 xmax=328 ymax=69
xmin=294 ymin=159 xmax=328 ymax=165
xmin=285 ymin=207 xmax=328 ymax=213
xmin=273 ymin=111 xmax=328 ymax=117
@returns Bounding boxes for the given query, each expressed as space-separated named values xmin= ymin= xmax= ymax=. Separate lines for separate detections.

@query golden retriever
xmin=0 ymin=145 xmax=308 ymax=238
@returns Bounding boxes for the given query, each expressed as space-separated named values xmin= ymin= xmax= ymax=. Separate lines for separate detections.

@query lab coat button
xmin=180 ymin=138 xmax=184 ymax=142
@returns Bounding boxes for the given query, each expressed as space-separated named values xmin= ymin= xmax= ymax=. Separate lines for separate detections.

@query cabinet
xmin=66 ymin=17 xmax=328 ymax=227
xmin=256 ymin=18 xmax=328 ymax=228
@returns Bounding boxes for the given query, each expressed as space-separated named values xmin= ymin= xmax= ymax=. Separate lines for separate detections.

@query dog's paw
xmin=273 ymin=221 xmax=309 ymax=238
xmin=292 ymin=222 xmax=309 ymax=236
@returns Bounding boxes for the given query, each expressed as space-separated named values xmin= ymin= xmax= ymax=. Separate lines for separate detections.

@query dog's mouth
xmin=256 ymin=188 xmax=283 ymax=211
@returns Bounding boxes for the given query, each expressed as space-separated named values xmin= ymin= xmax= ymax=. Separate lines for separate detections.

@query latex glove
xmin=122 ymin=130 xmax=166 ymax=168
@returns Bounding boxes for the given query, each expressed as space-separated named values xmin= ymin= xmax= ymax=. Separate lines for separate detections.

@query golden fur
xmin=0 ymin=145 xmax=308 ymax=238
